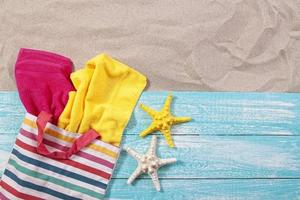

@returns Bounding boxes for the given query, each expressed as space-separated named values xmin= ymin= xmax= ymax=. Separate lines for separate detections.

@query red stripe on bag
xmin=15 ymin=139 xmax=111 ymax=180
xmin=1 ymin=181 xmax=43 ymax=200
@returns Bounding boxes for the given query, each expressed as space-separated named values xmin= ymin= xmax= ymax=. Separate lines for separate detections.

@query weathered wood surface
xmin=0 ymin=91 xmax=300 ymax=199
xmin=106 ymin=179 xmax=300 ymax=200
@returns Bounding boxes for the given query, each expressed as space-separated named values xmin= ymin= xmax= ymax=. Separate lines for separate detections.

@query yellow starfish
xmin=139 ymin=95 xmax=191 ymax=148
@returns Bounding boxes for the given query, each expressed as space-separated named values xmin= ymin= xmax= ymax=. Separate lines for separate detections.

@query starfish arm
xmin=161 ymin=129 xmax=175 ymax=148
xmin=139 ymin=123 xmax=157 ymax=137
xmin=127 ymin=166 xmax=142 ymax=185
xmin=147 ymin=135 xmax=158 ymax=156
xmin=159 ymin=158 xmax=177 ymax=167
xmin=124 ymin=147 xmax=142 ymax=160
xmin=162 ymin=95 xmax=173 ymax=113
xmin=150 ymin=171 xmax=161 ymax=191
xmin=140 ymin=104 xmax=158 ymax=118
xmin=172 ymin=116 xmax=192 ymax=124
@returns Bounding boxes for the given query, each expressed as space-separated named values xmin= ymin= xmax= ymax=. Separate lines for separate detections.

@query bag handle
xmin=36 ymin=111 xmax=100 ymax=159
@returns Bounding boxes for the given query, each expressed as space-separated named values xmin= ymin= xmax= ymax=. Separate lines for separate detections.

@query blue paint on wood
xmin=114 ymin=135 xmax=300 ymax=179
xmin=106 ymin=179 xmax=300 ymax=200
xmin=0 ymin=91 xmax=300 ymax=199
xmin=2 ymin=91 xmax=300 ymax=136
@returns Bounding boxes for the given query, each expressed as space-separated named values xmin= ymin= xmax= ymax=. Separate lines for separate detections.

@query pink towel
xmin=15 ymin=48 xmax=74 ymax=124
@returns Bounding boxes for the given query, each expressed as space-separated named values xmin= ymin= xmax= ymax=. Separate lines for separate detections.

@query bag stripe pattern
xmin=0 ymin=113 xmax=120 ymax=200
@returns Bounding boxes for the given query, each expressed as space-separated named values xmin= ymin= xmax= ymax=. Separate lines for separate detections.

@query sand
xmin=1 ymin=0 xmax=300 ymax=91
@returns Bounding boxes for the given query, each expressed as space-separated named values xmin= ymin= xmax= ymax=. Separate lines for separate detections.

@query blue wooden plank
xmin=1 ymin=133 xmax=300 ymax=179
xmin=106 ymin=178 xmax=300 ymax=200
xmin=127 ymin=91 xmax=300 ymax=136
xmin=112 ymin=135 xmax=300 ymax=178
xmin=0 ymin=92 xmax=24 ymax=134
xmin=1 ymin=91 xmax=300 ymax=136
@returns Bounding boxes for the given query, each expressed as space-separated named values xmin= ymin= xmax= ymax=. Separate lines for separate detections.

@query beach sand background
xmin=1 ymin=0 xmax=300 ymax=91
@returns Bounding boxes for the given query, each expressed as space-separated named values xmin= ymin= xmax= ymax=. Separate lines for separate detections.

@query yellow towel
xmin=58 ymin=54 xmax=147 ymax=146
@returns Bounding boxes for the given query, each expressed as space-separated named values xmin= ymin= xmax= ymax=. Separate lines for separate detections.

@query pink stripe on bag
xmin=0 ymin=192 xmax=9 ymax=200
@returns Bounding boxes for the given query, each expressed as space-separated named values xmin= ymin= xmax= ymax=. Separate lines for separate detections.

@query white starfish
xmin=124 ymin=135 xmax=177 ymax=191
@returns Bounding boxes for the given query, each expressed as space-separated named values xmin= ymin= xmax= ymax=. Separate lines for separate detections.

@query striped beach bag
xmin=0 ymin=112 xmax=120 ymax=200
